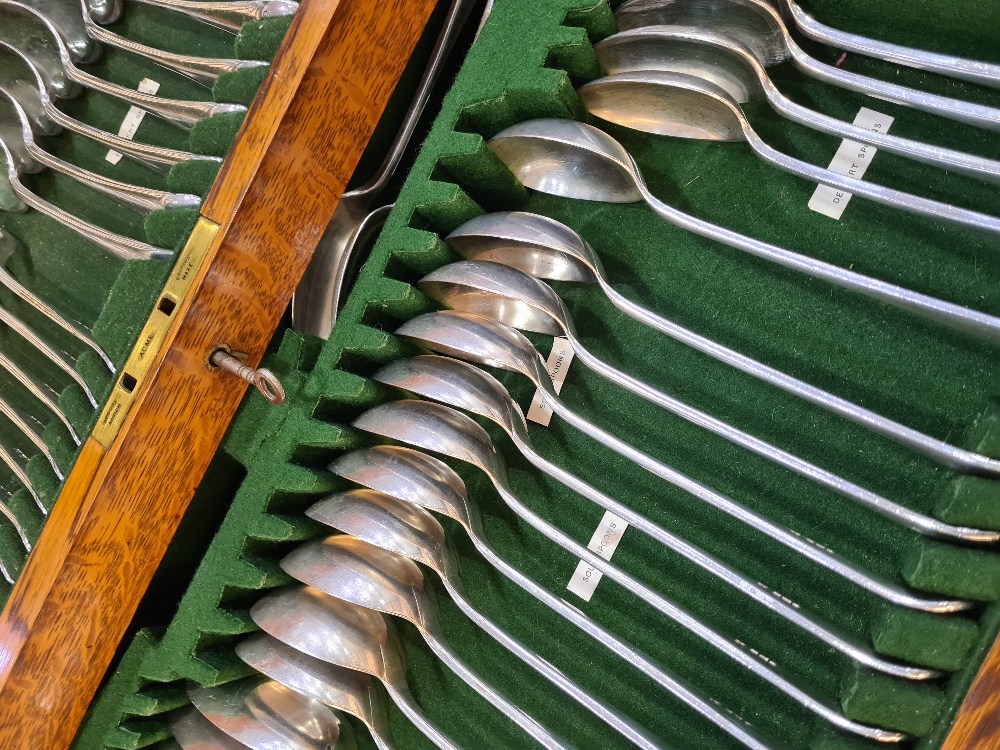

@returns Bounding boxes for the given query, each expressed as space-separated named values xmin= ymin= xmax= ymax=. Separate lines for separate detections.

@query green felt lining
xmin=73 ymin=0 xmax=1000 ymax=748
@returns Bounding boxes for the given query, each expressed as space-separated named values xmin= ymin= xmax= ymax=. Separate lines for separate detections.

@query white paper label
xmin=807 ymin=107 xmax=894 ymax=220
xmin=106 ymin=78 xmax=160 ymax=165
xmin=566 ymin=511 xmax=629 ymax=602
xmin=526 ymin=337 xmax=575 ymax=426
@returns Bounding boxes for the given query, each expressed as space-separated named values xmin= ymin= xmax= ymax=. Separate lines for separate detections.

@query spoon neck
xmin=384 ymin=683 xmax=460 ymax=750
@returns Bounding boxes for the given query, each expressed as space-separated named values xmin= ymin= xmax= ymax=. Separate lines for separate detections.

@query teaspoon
xmin=486 ymin=119 xmax=1000 ymax=476
xmin=593 ymin=26 xmax=1000 ymax=184
xmin=351 ymin=399 xmax=908 ymax=742
xmin=614 ymin=0 xmax=1000 ymax=130
xmin=284 ymin=532 xmax=656 ymax=750
xmin=578 ymin=70 xmax=1000 ymax=234
xmin=251 ymin=585 xmax=463 ymax=750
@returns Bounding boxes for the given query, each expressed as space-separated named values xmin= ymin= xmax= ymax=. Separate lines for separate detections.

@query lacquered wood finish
xmin=943 ymin=633 xmax=1000 ymax=749
xmin=0 ymin=0 xmax=435 ymax=746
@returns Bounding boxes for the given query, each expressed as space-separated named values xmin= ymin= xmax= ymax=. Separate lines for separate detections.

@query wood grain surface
xmin=0 ymin=0 xmax=435 ymax=746
xmin=943 ymin=633 xmax=1000 ymax=749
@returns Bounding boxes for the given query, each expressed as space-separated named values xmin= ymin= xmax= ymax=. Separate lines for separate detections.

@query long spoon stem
xmin=0 ymin=441 xmax=44 ymax=515
xmin=0 ymin=396 xmax=62 ymax=480
xmin=0 ymin=351 xmax=80 ymax=445
xmin=382 ymin=682 xmax=462 ymax=750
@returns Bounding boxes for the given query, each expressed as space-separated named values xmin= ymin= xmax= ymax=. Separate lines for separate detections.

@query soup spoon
xmin=0 ymin=90 xmax=201 ymax=214
xmin=284 ymin=533 xmax=655 ymax=750
xmin=769 ymin=0 xmax=1000 ymax=89
xmin=0 ymin=394 xmax=64 ymax=480
xmin=1 ymin=1 xmax=247 ymax=131
xmin=593 ymin=26 xmax=1000 ymax=184
xmin=397 ymin=310 xmax=995 ymax=547
xmin=236 ymin=632 xmax=397 ymax=750
xmin=578 ymin=70 xmax=1000 ymax=234
xmin=351 ymin=399 xmax=906 ymax=742
xmin=420 ymin=260 xmax=1000 ymax=479
xmin=0 ymin=439 xmax=45 ymax=515
xmin=0 ymin=43 xmax=223 ymax=173
xmin=486 ymin=120 xmax=1000 ymax=476
xmin=0 ymin=140 xmax=172 ymax=262
xmin=0 ymin=350 xmax=80 ymax=446
xmin=251 ymin=584 xmax=462 ymax=750
xmin=171 ymin=706 xmax=252 ymax=750
xmin=129 ymin=0 xmax=300 ymax=33
xmin=614 ymin=0 xmax=1000 ymax=130
xmin=188 ymin=676 xmax=341 ymax=750
xmin=310 ymin=473 xmax=786 ymax=750
xmin=78 ymin=1 xmax=269 ymax=88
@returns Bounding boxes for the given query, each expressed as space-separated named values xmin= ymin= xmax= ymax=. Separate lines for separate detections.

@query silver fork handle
xmin=128 ymin=0 xmax=298 ymax=32
xmin=779 ymin=0 xmax=1000 ymax=90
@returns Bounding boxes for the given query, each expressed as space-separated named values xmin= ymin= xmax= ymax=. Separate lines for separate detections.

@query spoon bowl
xmin=171 ymin=707 xmax=251 ymax=750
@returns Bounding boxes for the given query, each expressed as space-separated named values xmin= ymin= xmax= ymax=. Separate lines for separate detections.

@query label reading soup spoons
xmin=526 ymin=337 xmax=575 ymax=426
xmin=807 ymin=107 xmax=894 ymax=220
xmin=566 ymin=510 xmax=629 ymax=602
xmin=106 ymin=78 xmax=160 ymax=165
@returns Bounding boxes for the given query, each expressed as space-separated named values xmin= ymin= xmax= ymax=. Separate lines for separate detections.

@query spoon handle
xmin=634 ymin=181 xmax=1000 ymax=477
xmin=597 ymin=280 xmax=997 ymax=543
xmin=787 ymin=42 xmax=1000 ymax=131
xmin=490 ymin=482 xmax=905 ymax=743
xmin=128 ymin=0 xmax=298 ymax=32
xmin=442 ymin=580 xmax=662 ymax=750
xmin=764 ymin=83 xmax=1000 ymax=184
xmin=422 ymin=633 xmax=576 ymax=750
xmin=64 ymin=66 xmax=245 ymax=131
xmin=0 ymin=264 xmax=114 ymax=373
xmin=25 ymin=143 xmax=201 ymax=215
xmin=0 ymin=395 xmax=63 ymax=480
xmin=741 ymin=127 xmax=1000 ymax=235
xmin=463 ymin=528 xmax=777 ymax=750
xmin=0 ymin=350 xmax=80 ymax=446
xmin=0 ymin=497 xmax=31 ymax=551
xmin=0 ymin=442 xmax=43 ymax=517
xmin=382 ymin=683 xmax=463 ymax=750
xmin=779 ymin=0 xmax=1000 ymax=90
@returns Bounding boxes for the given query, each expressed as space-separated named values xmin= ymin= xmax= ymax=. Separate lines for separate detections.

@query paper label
xmin=566 ymin=511 xmax=629 ymax=602
xmin=807 ymin=107 xmax=894 ymax=220
xmin=526 ymin=337 xmax=574 ymax=426
xmin=106 ymin=78 xmax=160 ymax=165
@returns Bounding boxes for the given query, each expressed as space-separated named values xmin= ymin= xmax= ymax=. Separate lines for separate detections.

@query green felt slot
xmin=73 ymin=0 xmax=1000 ymax=748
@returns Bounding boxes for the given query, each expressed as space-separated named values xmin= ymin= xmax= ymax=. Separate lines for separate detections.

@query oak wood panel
xmin=943 ymin=633 xmax=1000 ymax=749
xmin=0 ymin=0 xmax=436 ymax=746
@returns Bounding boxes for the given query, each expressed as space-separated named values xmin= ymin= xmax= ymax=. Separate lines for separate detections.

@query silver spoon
xmin=578 ymin=70 xmax=1000 ymax=234
xmin=375 ymin=354 xmax=959 ymax=642
xmin=1 ymin=1 xmax=247 ymax=131
xmin=0 ymin=394 xmax=63 ymax=481
xmin=593 ymin=26 xmax=1000 ymax=184
xmin=0 ymin=438 xmax=45 ymax=516
xmin=21 ymin=0 xmax=99 ymax=61
xmin=614 ymin=0 xmax=1000 ymax=130
xmin=311 ymin=473 xmax=781 ymax=750
xmin=128 ymin=0 xmax=299 ymax=33
xmin=0 ymin=89 xmax=202 ymax=214
xmin=0 ymin=138 xmax=173 ymax=262
xmin=188 ymin=676 xmax=341 ymax=750
xmin=78 ymin=0 xmax=270 ymax=88
xmin=0 ymin=350 xmax=80 ymax=446
xmin=486 ymin=120 xmax=1000 ymax=476
xmin=251 ymin=584 xmax=463 ymax=750
xmin=351 ymin=399 xmax=907 ymax=742
xmin=415 ymin=254 xmax=998 ymax=544
xmin=236 ymin=632 xmax=397 ymax=750
xmin=284 ymin=532 xmax=656 ymax=750
xmin=171 ymin=706 xmax=252 ymax=750
xmin=769 ymin=0 xmax=1000 ymax=90
xmin=0 ymin=43 xmax=223 ymax=173
xmin=292 ymin=0 xmax=476 ymax=338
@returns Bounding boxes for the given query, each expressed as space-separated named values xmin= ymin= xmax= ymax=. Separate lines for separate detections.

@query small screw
xmin=208 ymin=347 xmax=286 ymax=405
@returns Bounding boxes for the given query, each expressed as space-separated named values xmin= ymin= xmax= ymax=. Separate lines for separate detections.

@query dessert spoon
xmin=398 ymin=309 xmax=995 ymax=546
xmin=171 ymin=706 xmax=252 ymax=750
xmin=593 ymin=26 xmax=1000 ymax=184
xmin=769 ymin=0 xmax=1000 ymax=89
xmin=351 ymin=399 xmax=907 ymax=742
xmin=284 ymin=532 xmax=656 ymax=750
xmin=487 ymin=120 xmax=1000 ymax=476
xmin=0 ymin=350 xmax=80 ymax=446
xmin=236 ymin=632 xmax=397 ymax=750
xmin=128 ymin=0 xmax=299 ymax=33
xmin=252 ymin=584 xmax=463 ymax=750
xmin=578 ymin=70 xmax=1000 ymax=234
xmin=614 ymin=0 xmax=1000 ymax=130
xmin=0 ymin=439 xmax=45 ymax=515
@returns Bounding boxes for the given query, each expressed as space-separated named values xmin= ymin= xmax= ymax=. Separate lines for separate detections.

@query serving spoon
xmin=252 ymin=585 xmax=462 ymax=750
xmin=236 ymin=632 xmax=397 ymax=750
xmin=420 ymin=260 xmax=1000 ymax=478
xmin=578 ymin=71 xmax=1000 ymax=234
xmin=398 ymin=309 xmax=994 ymax=546
xmin=1 ymin=1 xmax=247 ymax=131
xmin=0 ymin=44 xmax=222 ymax=173
xmin=188 ymin=676 xmax=341 ymax=750
xmin=769 ymin=0 xmax=1000 ymax=90
xmin=0 ymin=90 xmax=201 ymax=214
xmin=593 ymin=26 xmax=1000 ymax=185
xmin=614 ymin=0 xmax=1000 ymax=130
xmin=351 ymin=399 xmax=906 ymax=742
xmin=128 ymin=0 xmax=299 ymax=33
xmin=285 ymin=532 xmax=657 ymax=750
